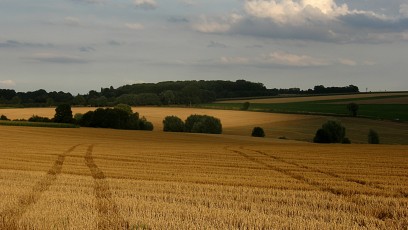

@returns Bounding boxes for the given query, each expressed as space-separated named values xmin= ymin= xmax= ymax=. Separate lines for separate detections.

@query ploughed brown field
xmin=0 ymin=124 xmax=407 ymax=229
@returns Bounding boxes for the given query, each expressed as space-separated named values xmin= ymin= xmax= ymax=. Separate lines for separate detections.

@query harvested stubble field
xmin=0 ymin=126 xmax=407 ymax=229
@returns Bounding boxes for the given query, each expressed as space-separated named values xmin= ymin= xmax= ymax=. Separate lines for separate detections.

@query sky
xmin=1 ymin=0 xmax=407 ymax=94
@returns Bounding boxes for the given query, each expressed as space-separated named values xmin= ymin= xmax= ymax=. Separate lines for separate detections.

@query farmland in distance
xmin=1 ymin=107 xmax=407 ymax=144
xmin=0 ymin=126 xmax=408 ymax=229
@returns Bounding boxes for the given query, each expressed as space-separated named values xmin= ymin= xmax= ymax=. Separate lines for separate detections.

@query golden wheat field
xmin=0 ymin=125 xmax=408 ymax=229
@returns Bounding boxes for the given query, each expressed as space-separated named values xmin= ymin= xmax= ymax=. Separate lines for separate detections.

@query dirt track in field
xmin=84 ymin=145 xmax=129 ymax=229
xmin=0 ymin=145 xmax=79 ymax=229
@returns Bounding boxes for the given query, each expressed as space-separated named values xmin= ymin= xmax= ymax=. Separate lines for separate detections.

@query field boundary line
xmin=84 ymin=145 xmax=130 ymax=229
xmin=0 ymin=144 xmax=80 ymax=229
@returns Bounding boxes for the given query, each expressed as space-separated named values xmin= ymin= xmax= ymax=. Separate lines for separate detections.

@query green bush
xmin=368 ymin=129 xmax=380 ymax=144
xmin=251 ymin=127 xmax=265 ymax=137
xmin=347 ymin=103 xmax=359 ymax=117
xmin=342 ymin=137 xmax=351 ymax=144
xmin=139 ymin=117 xmax=154 ymax=131
xmin=242 ymin=102 xmax=250 ymax=111
xmin=163 ymin=116 xmax=185 ymax=132
xmin=74 ymin=113 xmax=83 ymax=122
xmin=114 ymin=104 xmax=133 ymax=114
xmin=0 ymin=115 xmax=10 ymax=121
xmin=28 ymin=115 xmax=51 ymax=123
xmin=313 ymin=120 xmax=349 ymax=144
xmin=185 ymin=114 xmax=222 ymax=134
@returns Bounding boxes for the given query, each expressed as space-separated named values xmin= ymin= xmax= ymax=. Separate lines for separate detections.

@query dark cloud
xmin=134 ymin=0 xmax=158 ymax=10
xmin=339 ymin=13 xmax=408 ymax=32
xmin=207 ymin=41 xmax=227 ymax=48
xmin=79 ymin=46 xmax=96 ymax=52
xmin=68 ymin=0 xmax=105 ymax=4
xmin=231 ymin=18 xmax=338 ymax=43
xmin=25 ymin=53 xmax=88 ymax=64
xmin=108 ymin=40 xmax=122 ymax=46
xmin=0 ymin=40 xmax=53 ymax=48
xmin=167 ymin=17 xmax=189 ymax=23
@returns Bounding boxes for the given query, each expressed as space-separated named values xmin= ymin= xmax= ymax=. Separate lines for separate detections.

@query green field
xmin=203 ymin=96 xmax=408 ymax=122
xmin=0 ymin=120 xmax=78 ymax=128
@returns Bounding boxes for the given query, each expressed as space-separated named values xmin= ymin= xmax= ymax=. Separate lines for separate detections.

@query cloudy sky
xmin=1 ymin=0 xmax=407 ymax=94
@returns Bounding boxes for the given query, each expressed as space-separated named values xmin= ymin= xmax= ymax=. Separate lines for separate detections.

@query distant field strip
xmin=84 ymin=145 xmax=129 ymax=229
xmin=0 ymin=145 xmax=79 ymax=229
xmin=217 ymin=92 xmax=408 ymax=104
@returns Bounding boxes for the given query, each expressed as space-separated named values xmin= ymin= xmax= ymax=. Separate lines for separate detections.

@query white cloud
xmin=194 ymin=0 xmax=408 ymax=43
xmin=193 ymin=16 xmax=231 ymax=33
xmin=134 ymin=0 xmax=157 ymax=10
xmin=25 ymin=53 xmax=88 ymax=64
xmin=180 ymin=0 xmax=196 ymax=6
xmin=0 ymin=80 xmax=16 ymax=87
xmin=244 ymin=0 xmax=349 ymax=25
xmin=400 ymin=4 xmax=408 ymax=17
xmin=338 ymin=58 xmax=357 ymax=66
xmin=125 ymin=23 xmax=144 ymax=30
xmin=64 ymin=17 xmax=82 ymax=27
xmin=263 ymin=51 xmax=329 ymax=67
xmin=220 ymin=56 xmax=250 ymax=64
xmin=193 ymin=14 xmax=242 ymax=33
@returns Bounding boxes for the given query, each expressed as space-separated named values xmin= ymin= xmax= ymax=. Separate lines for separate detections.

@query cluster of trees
xmin=0 ymin=81 xmax=359 ymax=107
xmin=313 ymin=120 xmax=380 ymax=144
xmin=0 ymin=89 xmax=73 ymax=107
xmin=19 ymin=104 xmax=154 ymax=131
xmin=77 ymin=104 xmax=153 ymax=130
xmin=313 ymin=120 xmax=351 ymax=144
xmin=163 ymin=115 xmax=222 ymax=134
xmin=271 ymin=85 xmax=359 ymax=95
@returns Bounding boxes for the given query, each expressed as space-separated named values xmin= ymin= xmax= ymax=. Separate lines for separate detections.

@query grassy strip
xmin=0 ymin=120 xmax=79 ymax=128
xmin=302 ymin=95 xmax=408 ymax=104
xmin=200 ymin=103 xmax=408 ymax=122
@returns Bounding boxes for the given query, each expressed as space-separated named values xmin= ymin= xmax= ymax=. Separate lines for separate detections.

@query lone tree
xmin=347 ymin=103 xmax=359 ymax=117
xmin=251 ymin=127 xmax=265 ymax=137
xmin=241 ymin=102 xmax=250 ymax=111
xmin=53 ymin=104 xmax=74 ymax=123
xmin=368 ymin=129 xmax=380 ymax=144
xmin=313 ymin=120 xmax=350 ymax=144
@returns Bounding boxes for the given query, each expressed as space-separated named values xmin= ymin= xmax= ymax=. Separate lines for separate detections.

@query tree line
xmin=0 ymin=80 xmax=359 ymax=107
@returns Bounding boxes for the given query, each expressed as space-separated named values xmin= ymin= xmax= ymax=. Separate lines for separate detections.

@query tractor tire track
xmin=225 ymin=146 xmax=398 ymax=221
xmin=244 ymin=147 xmax=406 ymax=198
xmin=0 ymin=144 xmax=80 ymax=230
xmin=226 ymin=146 xmax=346 ymax=195
xmin=84 ymin=145 xmax=129 ymax=230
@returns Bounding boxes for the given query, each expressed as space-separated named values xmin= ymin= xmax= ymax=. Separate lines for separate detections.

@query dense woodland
xmin=0 ymin=80 xmax=359 ymax=107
